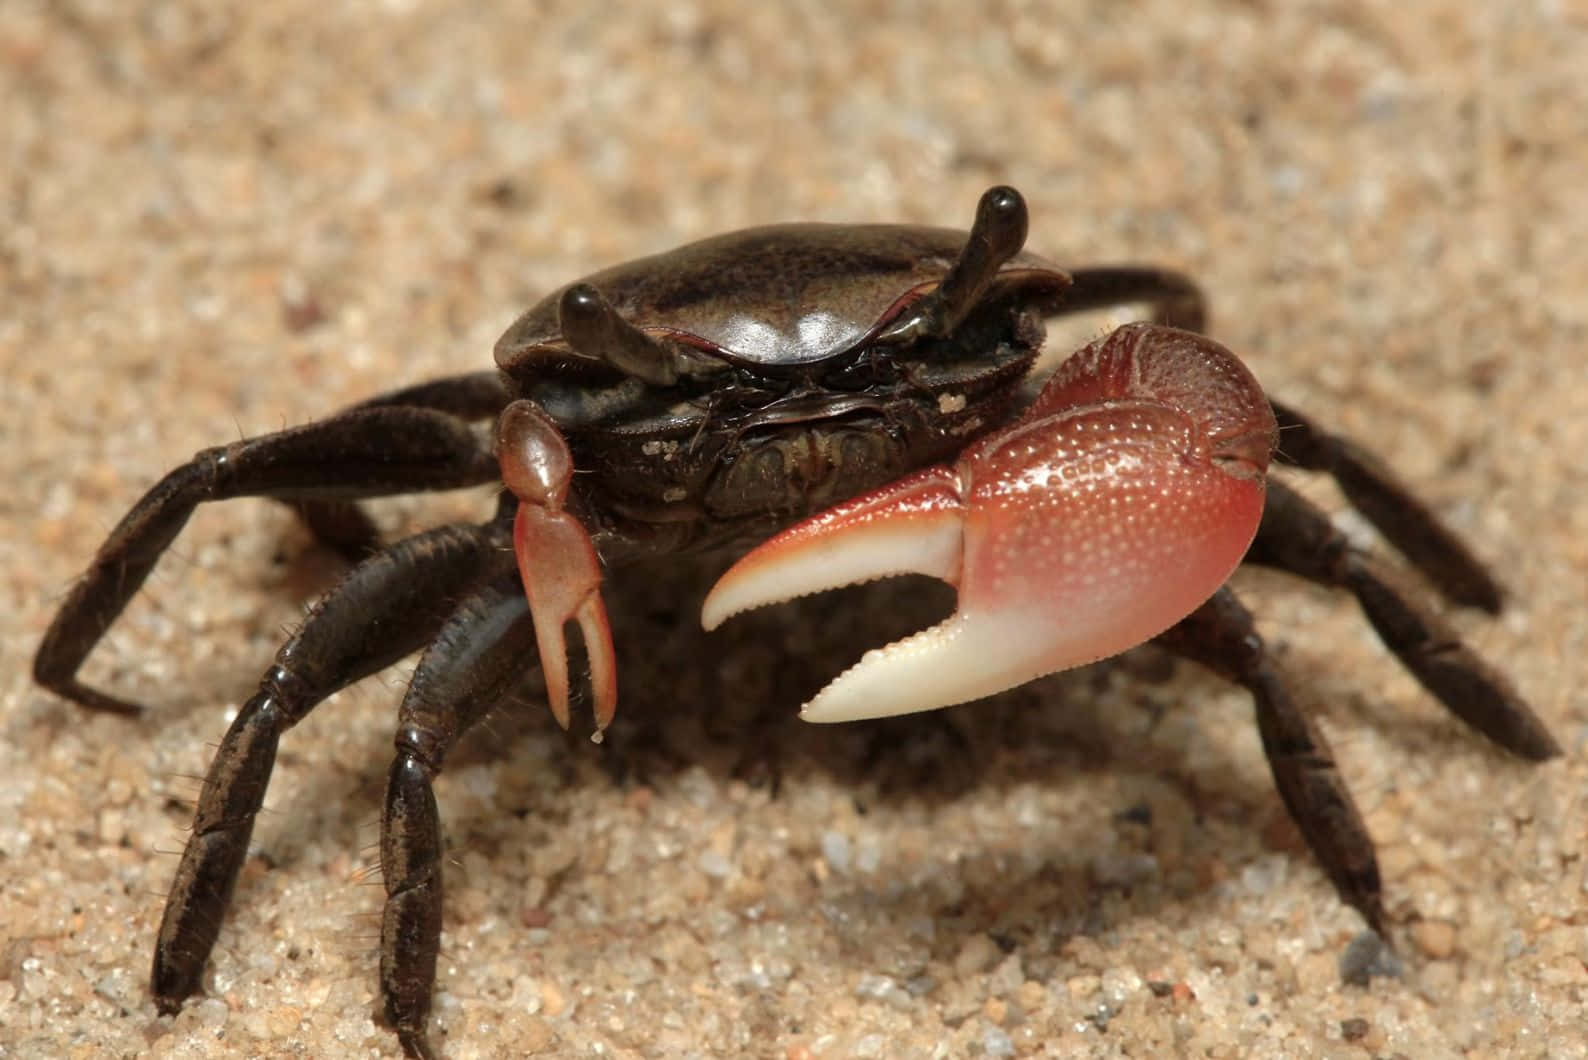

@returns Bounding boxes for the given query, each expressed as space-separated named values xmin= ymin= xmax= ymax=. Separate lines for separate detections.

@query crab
xmin=35 ymin=187 xmax=1557 ymax=1059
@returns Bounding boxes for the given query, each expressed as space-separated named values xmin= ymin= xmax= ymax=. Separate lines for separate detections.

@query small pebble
xmin=983 ymin=1026 xmax=1016 ymax=1057
xmin=1410 ymin=919 xmax=1456 ymax=960
xmin=1340 ymin=931 xmax=1403 ymax=986
xmin=820 ymin=831 xmax=851 ymax=875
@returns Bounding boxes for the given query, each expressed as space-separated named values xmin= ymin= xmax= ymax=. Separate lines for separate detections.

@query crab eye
xmin=559 ymin=283 xmax=680 ymax=386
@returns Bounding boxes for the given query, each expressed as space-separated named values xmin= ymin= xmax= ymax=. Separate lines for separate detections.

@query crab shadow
xmin=269 ymin=552 xmax=1323 ymax=974
xmin=100 ymin=520 xmax=1446 ymax=995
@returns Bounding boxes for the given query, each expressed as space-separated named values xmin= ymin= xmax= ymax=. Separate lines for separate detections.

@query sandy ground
xmin=3 ymin=3 xmax=1585 ymax=1058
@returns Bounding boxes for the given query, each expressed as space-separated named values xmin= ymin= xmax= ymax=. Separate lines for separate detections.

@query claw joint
xmin=498 ymin=400 xmax=618 ymax=733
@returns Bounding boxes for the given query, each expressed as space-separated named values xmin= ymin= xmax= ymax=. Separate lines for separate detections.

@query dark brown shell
xmin=494 ymin=223 xmax=1069 ymax=373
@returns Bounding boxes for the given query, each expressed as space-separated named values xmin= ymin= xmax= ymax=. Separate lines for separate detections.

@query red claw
xmin=499 ymin=401 xmax=618 ymax=736
xmin=701 ymin=323 xmax=1277 ymax=722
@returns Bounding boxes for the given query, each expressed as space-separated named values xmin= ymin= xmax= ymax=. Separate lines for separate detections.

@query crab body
xmin=495 ymin=218 xmax=1068 ymax=543
xmin=34 ymin=187 xmax=1556 ymax=1060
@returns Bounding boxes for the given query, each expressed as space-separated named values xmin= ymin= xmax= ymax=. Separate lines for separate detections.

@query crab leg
xmin=702 ymin=323 xmax=1278 ymax=722
xmin=497 ymin=400 xmax=618 ymax=735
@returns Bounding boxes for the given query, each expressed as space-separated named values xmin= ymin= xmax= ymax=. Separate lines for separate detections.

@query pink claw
xmin=498 ymin=401 xmax=617 ymax=735
xmin=701 ymin=323 xmax=1277 ymax=723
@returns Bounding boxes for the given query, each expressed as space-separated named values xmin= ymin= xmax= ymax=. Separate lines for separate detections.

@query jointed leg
xmin=35 ymin=404 xmax=501 ymax=715
xmin=1061 ymin=266 xmax=1208 ymax=332
xmin=1059 ymin=270 xmax=1548 ymax=750
xmin=1270 ymin=400 xmax=1503 ymax=612
xmin=346 ymin=371 xmax=511 ymax=417
xmin=151 ymin=515 xmax=516 ymax=1014
xmin=288 ymin=372 xmax=512 ymax=556
xmin=1051 ymin=273 xmax=1505 ymax=614
xmin=1248 ymin=480 xmax=1559 ymax=760
xmin=1157 ymin=587 xmax=1386 ymax=934
xmin=377 ymin=572 xmax=542 ymax=1060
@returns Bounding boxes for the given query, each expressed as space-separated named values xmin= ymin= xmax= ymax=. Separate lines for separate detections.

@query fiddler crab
xmin=36 ymin=187 xmax=1557 ymax=1058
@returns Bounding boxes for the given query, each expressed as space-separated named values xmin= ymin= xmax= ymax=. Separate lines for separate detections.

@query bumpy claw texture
xmin=702 ymin=323 xmax=1279 ymax=721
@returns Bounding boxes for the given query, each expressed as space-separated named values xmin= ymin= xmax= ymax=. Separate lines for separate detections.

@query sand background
xmin=3 ymin=3 xmax=1585 ymax=1058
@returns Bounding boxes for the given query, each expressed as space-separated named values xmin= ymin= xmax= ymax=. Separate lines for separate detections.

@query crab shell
xmin=494 ymin=223 xmax=1070 ymax=372
xmin=494 ymin=217 xmax=1083 ymax=563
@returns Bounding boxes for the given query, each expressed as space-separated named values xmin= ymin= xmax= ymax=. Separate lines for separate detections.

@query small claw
xmin=499 ymin=401 xmax=618 ymax=734
xmin=703 ymin=324 xmax=1277 ymax=723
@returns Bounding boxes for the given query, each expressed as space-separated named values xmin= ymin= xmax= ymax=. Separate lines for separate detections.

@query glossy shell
xmin=495 ymin=223 xmax=1069 ymax=373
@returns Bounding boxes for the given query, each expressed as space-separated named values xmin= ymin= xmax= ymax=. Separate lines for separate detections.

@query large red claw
xmin=498 ymin=401 xmax=617 ymax=736
xmin=701 ymin=324 xmax=1277 ymax=723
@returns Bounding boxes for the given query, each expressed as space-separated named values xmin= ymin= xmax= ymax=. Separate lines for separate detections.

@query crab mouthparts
xmin=700 ymin=323 xmax=1277 ymax=723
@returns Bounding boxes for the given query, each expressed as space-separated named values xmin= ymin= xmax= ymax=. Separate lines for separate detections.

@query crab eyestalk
xmin=497 ymin=400 xmax=617 ymax=735
xmin=701 ymin=323 xmax=1278 ymax=722
xmin=879 ymin=184 xmax=1032 ymax=343
xmin=559 ymin=282 xmax=680 ymax=386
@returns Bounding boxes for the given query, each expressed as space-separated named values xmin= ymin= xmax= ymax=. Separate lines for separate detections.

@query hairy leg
xmin=377 ymin=572 xmax=542 ymax=1060
xmin=1248 ymin=480 xmax=1558 ymax=760
xmin=291 ymin=372 xmax=511 ymax=556
xmin=151 ymin=516 xmax=515 ymax=1011
xmin=36 ymin=404 xmax=500 ymax=714
xmin=1270 ymin=400 xmax=1503 ymax=611
xmin=1157 ymin=587 xmax=1387 ymax=933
